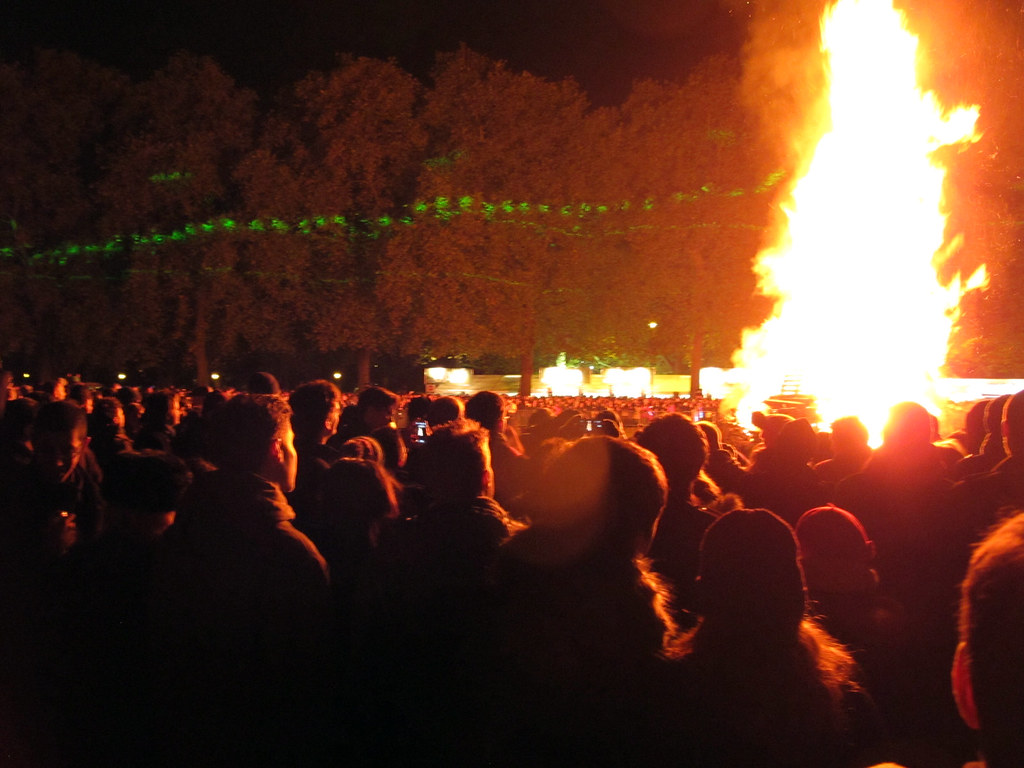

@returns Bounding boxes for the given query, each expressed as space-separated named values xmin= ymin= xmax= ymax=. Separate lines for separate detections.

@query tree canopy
xmin=1 ymin=40 xmax=1016 ymax=388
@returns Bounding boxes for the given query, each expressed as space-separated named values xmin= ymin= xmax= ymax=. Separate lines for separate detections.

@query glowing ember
xmin=731 ymin=0 xmax=984 ymax=442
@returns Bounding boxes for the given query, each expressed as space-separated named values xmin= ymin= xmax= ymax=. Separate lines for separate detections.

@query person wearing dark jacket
xmin=662 ymin=509 xmax=881 ymax=768
xmin=740 ymin=417 xmax=830 ymax=527
xmin=287 ymin=379 xmax=343 ymax=528
xmin=814 ymin=415 xmax=873 ymax=493
xmin=955 ymin=395 xmax=1011 ymax=480
xmin=951 ymin=389 xmax=1024 ymax=540
xmin=0 ymin=400 xmax=104 ymax=563
xmin=149 ymin=394 xmax=331 ymax=767
xmin=953 ymin=511 xmax=1024 ymax=768
xmin=486 ymin=436 xmax=677 ymax=765
xmin=133 ymin=389 xmax=179 ymax=453
xmin=466 ymin=390 xmax=530 ymax=514
xmin=836 ymin=401 xmax=970 ymax=756
xmin=352 ymin=419 xmax=514 ymax=762
xmin=635 ymin=412 xmax=717 ymax=622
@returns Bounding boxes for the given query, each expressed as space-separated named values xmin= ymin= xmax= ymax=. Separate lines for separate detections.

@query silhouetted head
xmin=1001 ymin=390 xmax=1024 ymax=458
xmin=31 ymin=400 xmax=89 ymax=484
xmin=796 ymin=505 xmax=876 ymax=595
xmin=829 ymin=416 xmax=870 ymax=455
xmin=529 ymin=436 xmax=667 ymax=560
xmin=142 ymin=390 xmax=180 ymax=429
xmin=0 ymin=398 xmax=37 ymax=444
xmin=247 ymin=371 xmax=281 ymax=395
xmin=696 ymin=421 xmax=723 ymax=452
xmin=289 ymin=379 xmax=342 ymax=445
xmin=103 ymin=450 xmax=191 ymax=519
xmin=751 ymin=411 xmax=793 ymax=450
xmin=959 ymin=399 xmax=988 ymax=456
xmin=67 ymin=383 xmax=93 ymax=412
xmin=635 ymin=412 xmax=708 ymax=493
xmin=986 ymin=394 xmax=1012 ymax=440
xmin=466 ymin=390 xmax=505 ymax=433
xmin=114 ymin=386 xmax=140 ymax=408
xmin=775 ymin=418 xmax=817 ymax=466
xmin=41 ymin=378 xmax=67 ymax=401
xmin=322 ymin=457 xmax=399 ymax=530
xmin=594 ymin=409 xmax=624 ymax=438
xmin=697 ymin=508 xmax=807 ymax=633
xmin=528 ymin=408 xmax=555 ymax=430
xmin=190 ymin=385 xmax=212 ymax=403
xmin=89 ymin=397 xmax=125 ymax=437
xmin=205 ymin=394 xmax=296 ymax=492
xmin=426 ymin=395 xmax=465 ymax=427
xmin=357 ymin=386 xmax=398 ymax=431
xmin=422 ymin=419 xmax=493 ymax=504
xmin=881 ymin=401 xmax=932 ymax=451
xmin=955 ymin=511 xmax=1024 ymax=768
xmin=202 ymin=389 xmax=227 ymax=418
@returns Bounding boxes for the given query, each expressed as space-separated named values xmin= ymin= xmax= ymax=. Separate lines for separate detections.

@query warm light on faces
xmin=33 ymin=429 xmax=88 ymax=483
xmin=263 ymin=426 xmax=298 ymax=493
xmin=326 ymin=401 xmax=342 ymax=436
xmin=365 ymin=405 xmax=395 ymax=431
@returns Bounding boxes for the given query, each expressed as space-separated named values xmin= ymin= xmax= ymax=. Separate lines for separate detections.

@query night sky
xmin=0 ymin=0 xmax=750 ymax=105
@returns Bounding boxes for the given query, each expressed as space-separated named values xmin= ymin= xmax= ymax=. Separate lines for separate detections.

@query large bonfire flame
xmin=732 ymin=0 xmax=985 ymax=441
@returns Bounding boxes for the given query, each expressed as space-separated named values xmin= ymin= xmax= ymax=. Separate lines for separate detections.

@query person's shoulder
xmin=658 ymin=498 xmax=716 ymax=533
xmin=258 ymin=525 xmax=331 ymax=593
xmin=273 ymin=519 xmax=329 ymax=579
xmin=952 ymin=465 xmax=998 ymax=494
xmin=490 ymin=433 xmax=525 ymax=460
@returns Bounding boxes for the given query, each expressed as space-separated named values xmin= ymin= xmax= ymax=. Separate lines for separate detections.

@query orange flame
xmin=732 ymin=0 xmax=983 ymax=443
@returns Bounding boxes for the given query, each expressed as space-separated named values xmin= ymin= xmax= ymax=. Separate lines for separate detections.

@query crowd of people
xmin=0 ymin=369 xmax=1022 ymax=767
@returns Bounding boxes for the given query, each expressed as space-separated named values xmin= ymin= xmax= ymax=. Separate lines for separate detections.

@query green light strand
xmin=1 ymin=175 xmax=783 ymax=265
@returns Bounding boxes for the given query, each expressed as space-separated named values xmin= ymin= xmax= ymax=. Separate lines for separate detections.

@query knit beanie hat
xmin=796 ymin=505 xmax=877 ymax=594
xmin=696 ymin=508 xmax=807 ymax=630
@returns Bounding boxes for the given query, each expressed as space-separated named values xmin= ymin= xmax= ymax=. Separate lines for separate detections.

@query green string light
xmin=149 ymin=171 xmax=193 ymax=183
xmin=1 ymin=175 xmax=783 ymax=266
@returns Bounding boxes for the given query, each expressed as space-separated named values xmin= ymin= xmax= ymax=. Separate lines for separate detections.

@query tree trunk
xmin=690 ymin=326 xmax=703 ymax=397
xmin=194 ymin=338 xmax=209 ymax=387
xmin=356 ymin=347 xmax=372 ymax=390
xmin=37 ymin=347 xmax=55 ymax=386
xmin=193 ymin=292 xmax=210 ymax=385
xmin=518 ymin=348 xmax=533 ymax=398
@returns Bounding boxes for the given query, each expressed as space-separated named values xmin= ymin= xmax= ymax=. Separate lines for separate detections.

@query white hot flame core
xmin=732 ymin=0 xmax=982 ymax=441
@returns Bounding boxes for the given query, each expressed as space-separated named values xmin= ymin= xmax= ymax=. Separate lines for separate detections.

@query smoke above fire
xmin=733 ymin=0 xmax=832 ymax=176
